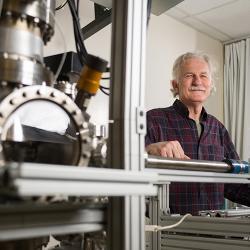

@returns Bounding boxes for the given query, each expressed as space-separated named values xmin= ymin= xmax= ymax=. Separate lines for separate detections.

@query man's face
xmin=173 ymin=58 xmax=212 ymax=106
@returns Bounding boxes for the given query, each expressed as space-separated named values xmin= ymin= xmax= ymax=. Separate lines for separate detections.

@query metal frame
xmin=108 ymin=0 xmax=148 ymax=249
xmin=160 ymin=215 xmax=250 ymax=237
xmin=82 ymin=4 xmax=112 ymax=40
xmin=146 ymin=168 xmax=250 ymax=250
xmin=2 ymin=162 xmax=157 ymax=197
xmin=0 ymin=203 xmax=104 ymax=241
xmin=0 ymin=162 xmax=157 ymax=241
xmin=160 ymin=215 xmax=250 ymax=250
xmin=145 ymin=168 xmax=250 ymax=184
xmin=161 ymin=234 xmax=250 ymax=250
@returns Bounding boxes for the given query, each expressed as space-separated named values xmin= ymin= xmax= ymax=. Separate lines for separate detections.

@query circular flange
xmin=0 ymin=55 xmax=54 ymax=86
xmin=1 ymin=0 xmax=55 ymax=43
xmin=0 ymin=85 xmax=92 ymax=167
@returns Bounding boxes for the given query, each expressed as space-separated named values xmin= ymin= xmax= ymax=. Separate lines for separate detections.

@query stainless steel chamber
xmin=0 ymin=0 xmax=55 ymax=98
xmin=0 ymin=85 xmax=92 ymax=166
xmin=0 ymin=0 xmax=96 ymax=167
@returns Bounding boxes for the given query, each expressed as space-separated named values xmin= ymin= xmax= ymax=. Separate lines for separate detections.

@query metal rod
xmin=145 ymin=155 xmax=231 ymax=173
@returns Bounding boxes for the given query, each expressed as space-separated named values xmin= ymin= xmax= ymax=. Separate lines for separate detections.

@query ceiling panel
xmin=184 ymin=17 xmax=231 ymax=41
xmin=196 ymin=0 xmax=250 ymax=39
xmin=174 ymin=0 xmax=235 ymax=15
xmin=165 ymin=0 xmax=250 ymax=42
xmin=166 ymin=6 xmax=189 ymax=19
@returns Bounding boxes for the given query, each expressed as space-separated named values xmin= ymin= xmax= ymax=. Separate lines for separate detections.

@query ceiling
xmin=164 ymin=0 xmax=250 ymax=43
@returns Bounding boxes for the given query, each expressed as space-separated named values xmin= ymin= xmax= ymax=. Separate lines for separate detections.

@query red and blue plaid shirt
xmin=145 ymin=99 xmax=244 ymax=215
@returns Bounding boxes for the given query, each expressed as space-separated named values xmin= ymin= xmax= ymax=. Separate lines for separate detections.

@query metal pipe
xmin=146 ymin=154 xmax=231 ymax=173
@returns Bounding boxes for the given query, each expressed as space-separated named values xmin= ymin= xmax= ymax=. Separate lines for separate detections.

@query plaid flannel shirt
xmin=145 ymin=99 xmax=247 ymax=215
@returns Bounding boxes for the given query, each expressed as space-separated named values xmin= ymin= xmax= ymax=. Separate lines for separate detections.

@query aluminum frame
xmin=145 ymin=168 xmax=250 ymax=184
xmin=0 ymin=203 xmax=104 ymax=241
xmin=160 ymin=215 xmax=250 ymax=250
xmin=2 ymin=162 xmax=157 ymax=197
xmin=108 ymin=0 xmax=148 ymax=249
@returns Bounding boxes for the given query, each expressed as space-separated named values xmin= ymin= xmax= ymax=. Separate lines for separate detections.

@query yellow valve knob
xmin=77 ymin=54 xmax=108 ymax=95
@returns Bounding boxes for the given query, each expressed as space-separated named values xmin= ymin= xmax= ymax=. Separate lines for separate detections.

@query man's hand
xmin=146 ymin=141 xmax=190 ymax=159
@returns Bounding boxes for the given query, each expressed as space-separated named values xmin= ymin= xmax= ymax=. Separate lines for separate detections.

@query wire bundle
xmin=67 ymin=0 xmax=88 ymax=66
xmin=56 ymin=0 xmax=110 ymax=95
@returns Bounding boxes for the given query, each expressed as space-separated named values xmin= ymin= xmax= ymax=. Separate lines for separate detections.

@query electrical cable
xmin=99 ymin=86 xmax=109 ymax=96
xmin=145 ymin=213 xmax=192 ymax=232
xmin=100 ymin=85 xmax=109 ymax=89
xmin=76 ymin=0 xmax=80 ymax=15
xmin=68 ymin=0 xmax=88 ymax=65
xmin=55 ymin=0 xmax=68 ymax=11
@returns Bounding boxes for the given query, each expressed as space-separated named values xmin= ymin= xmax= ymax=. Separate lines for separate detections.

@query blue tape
xmin=224 ymin=159 xmax=249 ymax=174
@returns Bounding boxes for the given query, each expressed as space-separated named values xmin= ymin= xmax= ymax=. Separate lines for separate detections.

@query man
xmin=145 ymin=52 xmax=249 ymax=215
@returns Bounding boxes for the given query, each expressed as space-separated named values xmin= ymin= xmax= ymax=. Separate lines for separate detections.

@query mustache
xmin=189 ymin=86 xmax=206 ymax=91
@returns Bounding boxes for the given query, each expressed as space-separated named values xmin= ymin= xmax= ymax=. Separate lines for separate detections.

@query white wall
xmin=45 ymin=1 xmax=224 ymax=126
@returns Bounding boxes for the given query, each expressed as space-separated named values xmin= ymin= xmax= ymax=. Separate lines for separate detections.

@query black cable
xmin=68 ymin=0 xmax=88 ymax=65
xmin=69 ymin=1 xmax=86 ymax=49
xmin=100 ymin=86 xmax=109 ymax=96
xmin=55 ymin=0 xmax=68 ymax=11
xmin=100 ymin=85 xmax=109 ymax=89
xmin=76 ymin=0 xmax=80 ymax=15
xmin=69 ymin=4 xmax=85 ymax=53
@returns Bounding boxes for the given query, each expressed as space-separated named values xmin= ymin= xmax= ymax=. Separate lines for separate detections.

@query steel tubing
xmin=145 ymin=154 xmax=231 ymax=173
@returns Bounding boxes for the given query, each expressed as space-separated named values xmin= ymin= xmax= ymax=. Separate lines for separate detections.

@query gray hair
xmin=171 ymin=52 xmax=216 ymax=97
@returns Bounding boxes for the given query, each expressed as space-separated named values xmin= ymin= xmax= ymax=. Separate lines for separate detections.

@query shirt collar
xmin=173 ymin=99 xmax=208 ymax=121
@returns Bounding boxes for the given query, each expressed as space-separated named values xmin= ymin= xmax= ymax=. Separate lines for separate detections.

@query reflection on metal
xmin=160 ymin=214 xmax=250 ymax=250
xmin=108 ymin=0 xmax=148 ymax=249
xmin=0 ymin=85 xmax=92 ymax=166
xmin=0 ymin=0 xmax=55 ymax=89
xmin=161 ymin=233 xmax=250 ymax=250
xmin=0 ymin=56 xmax=54 ymax=88
xmin=146 ymin=155 xmax=229 ymax=172
xmin=54 ymin=81 xmax=77 ymax=100
xmin=0 ymin=162 xmax=157 ymax=196
xmin=146 ymin=154 xmax=250 ymax=173
xmin=199 ymin=208 xmax=250 ymax=218
xmin=147 ymin=184 xmax=250 ymax=250
xmin=0 ymin=202 xmax=105 ymax=241
xmin=145 ymin=168 xmax=250 ymax=184
xmin=1 ymin=0 xmax=55 ymax=44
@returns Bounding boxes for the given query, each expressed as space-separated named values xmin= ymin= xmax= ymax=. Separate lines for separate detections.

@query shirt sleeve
xmin=222 ymin=125 xmax=250 ymax=207
xmin=222 ymin=126 xmax=239 ymax=160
